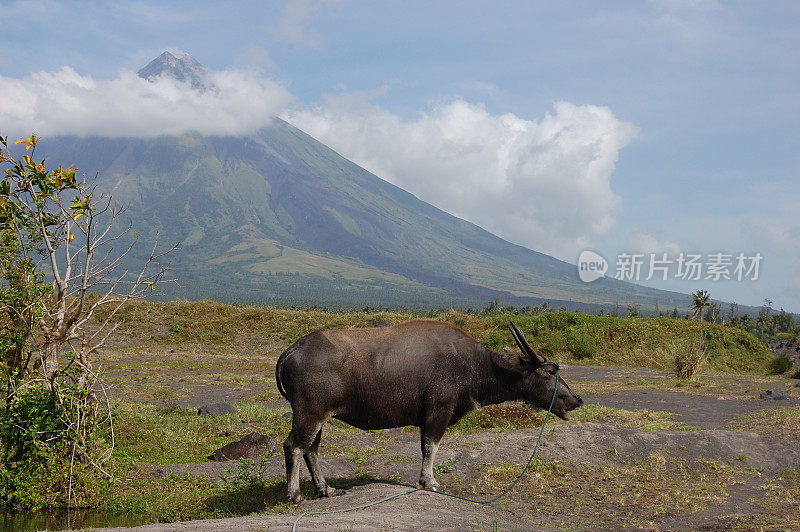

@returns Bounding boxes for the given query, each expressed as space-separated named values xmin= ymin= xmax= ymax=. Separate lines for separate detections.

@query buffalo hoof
xmin=315 ymin=486 xmax=346 ymax=498
xmin=288 ymin=490 xmax=303 ymax=504
xmin=428 ymin=485 xmax=443 ymax=493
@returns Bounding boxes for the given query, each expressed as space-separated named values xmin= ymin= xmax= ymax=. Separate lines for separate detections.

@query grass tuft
xmin=674 ymin=339 xmax=706 ymax=380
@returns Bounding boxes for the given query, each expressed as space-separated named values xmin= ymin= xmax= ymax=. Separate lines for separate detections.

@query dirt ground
xmin=90 ymin=361 xmax=800 ymax=532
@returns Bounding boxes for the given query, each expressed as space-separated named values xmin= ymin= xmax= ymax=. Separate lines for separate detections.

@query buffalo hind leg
xmin=284 ymin=415 xmax=325 ymax=504
xmin=303 ymin=426 xmax=341 ymax=498
xmin=419 ymin=415 xmax=449 ymax=491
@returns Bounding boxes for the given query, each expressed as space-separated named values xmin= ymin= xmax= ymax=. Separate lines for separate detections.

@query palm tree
xmin=690 ymin=289 xmax=711 ymax=320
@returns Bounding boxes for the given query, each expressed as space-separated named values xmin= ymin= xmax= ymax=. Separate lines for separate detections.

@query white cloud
xmin=273 ymin=0 xmax=338 ymax=48
xmin=0 ymin=67 xmax=294 ymax=138
xmin=284 ymin=95 xmax=638 ymax=259
xmin=235 ymin=44 xmax=275 ymax=71
xmin=756 ymin=224 xmax=800 ymax=255
xmin=625 ymin=229 xmax=682 ymax=255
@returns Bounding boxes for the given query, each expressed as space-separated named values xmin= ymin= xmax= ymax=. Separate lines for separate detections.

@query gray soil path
xmin=566 ymin=364 xmax=800 ymax=428
xmin=587 ymin=389 xmax=798 ymax=428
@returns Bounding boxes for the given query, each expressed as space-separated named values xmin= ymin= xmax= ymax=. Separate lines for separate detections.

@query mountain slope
xmin=37 ymin=119 xmax=691 ymax=310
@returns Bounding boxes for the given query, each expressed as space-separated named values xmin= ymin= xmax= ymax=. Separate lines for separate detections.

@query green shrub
xmin=0 ymin=385 xmax=92 ymax=510
xmin=566 ymin=329 xmax=598 ymax=359
xmin=769 ymin=355 xmax=794 ymax=375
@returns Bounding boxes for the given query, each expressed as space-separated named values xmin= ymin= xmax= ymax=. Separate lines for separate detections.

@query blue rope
xmin=292 ymin=366 xmax=560 ymax=531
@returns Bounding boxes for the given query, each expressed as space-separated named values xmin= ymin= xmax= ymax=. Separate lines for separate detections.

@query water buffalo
xmin=275 ymin=320 xmax=583 ymax=503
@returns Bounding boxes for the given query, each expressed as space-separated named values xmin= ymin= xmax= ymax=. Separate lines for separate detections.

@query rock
xmin=198 ymin=402 xmax=236 ymax=416
xmin=716 ymin=395 xmax=737 ymax=401
xmin=282 ymin=411 xmax=293 ymax=420
xmin=210 ymin=432 xmax=278 ymax=461
xmin=376 ymin=320 xmax=392 ymax=327
xmin=760 ymin=389 xmax=788 ymax=400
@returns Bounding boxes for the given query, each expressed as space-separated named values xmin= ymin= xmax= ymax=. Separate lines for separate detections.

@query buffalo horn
xmin=508 ymin=322 xmax=547 ymax=365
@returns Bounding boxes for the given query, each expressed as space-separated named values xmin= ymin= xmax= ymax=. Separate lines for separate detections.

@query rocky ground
xmin=90 ymin=364 xmax=800 ymax=532
xmin=766 ymin=337 xmax=800 ymax=368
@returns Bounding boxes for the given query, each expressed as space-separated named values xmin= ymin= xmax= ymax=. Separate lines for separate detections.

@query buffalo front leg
xmin=284 ymin=416 xmax=324 ymax=504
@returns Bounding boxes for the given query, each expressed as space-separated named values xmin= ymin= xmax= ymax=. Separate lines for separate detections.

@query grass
xmin=727 ymin=406 xmax=800 ymax=442
xmin=98 ymin=466 xmax=294 ymax=524
xmin=674 ymin=338 xmax=707 ymax=380
xmin=450 ymin=403 xmax=545 ymax=433
xmin=566 ymin=404 xmax=701 ymax=431
xmin=90 ymin=301 xmax=773 ymax=374
xmin=751 ymin=468 xmax=800 ymax=529
xmin=112 ymin=401 xmax=293 ymax=464
xmin=450 ymin=402 xmax=700 ymax=433
xmin=340 ymin=446 xmax=389 ymax=465
xmin=567 ymin=370 xmax=792 ymax=400
xmin=89 ymin=400 xmax=300 ymax=523
xmin=434 ymin=457 xmax=458 ymax=474
xmin=468 ymin=454 xmax=753 ymax=530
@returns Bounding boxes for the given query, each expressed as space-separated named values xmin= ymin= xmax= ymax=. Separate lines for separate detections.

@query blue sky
xmin=1 ymin=0 xmax=798 ymax=311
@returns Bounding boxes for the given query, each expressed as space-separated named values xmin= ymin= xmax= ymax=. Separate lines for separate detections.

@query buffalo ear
xmin=493 ymin=347 xmax=527 ymax=372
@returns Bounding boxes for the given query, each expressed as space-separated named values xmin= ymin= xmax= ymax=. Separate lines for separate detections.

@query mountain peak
xmin=137 ymin=51 xmax=209 ymax=90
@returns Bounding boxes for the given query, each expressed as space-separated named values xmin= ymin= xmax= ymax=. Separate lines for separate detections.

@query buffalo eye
xmin=546 ymin=367 xmax=557 ymax=376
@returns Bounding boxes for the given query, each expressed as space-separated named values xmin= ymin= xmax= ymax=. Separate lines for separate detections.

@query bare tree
xmin=0 ymin=134 xmax=177 ymax=503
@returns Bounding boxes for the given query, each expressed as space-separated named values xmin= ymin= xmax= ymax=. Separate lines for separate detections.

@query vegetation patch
xmin=99 ymin=466 xmax=294 ymax=524
xmin=750 ymin=468 xmax=800 ymax=529
xmin=93 ymin=303 xmax=773 ymax=375
xmin=769 ymin=355 xmax=794 ymax=375
xmin=565 ymin=404 xmax=701 ymax=431
xmin=728 ymin=407 xmax=800 ymax=443
xmin=470 ymin=454 xmax=749 ymax=530
xmin=451 ymin=403 xmax=699 ymax=434
xmin=451 ymin=403 xmax=545 ymax=433
xmin=674 ymin=338 xmax=707 ymax=380
xmin=112 ymin=401 xmax=292 ymax=465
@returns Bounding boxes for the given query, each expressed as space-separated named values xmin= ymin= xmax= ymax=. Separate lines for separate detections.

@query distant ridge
xmin=137 ymin=51 xmax=209 ymax=90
